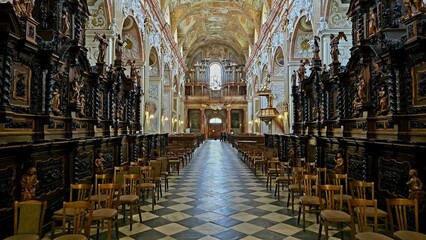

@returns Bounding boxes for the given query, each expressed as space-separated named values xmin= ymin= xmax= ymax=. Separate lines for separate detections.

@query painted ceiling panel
xmin=170 ymin=0 xmax=262 ymax=65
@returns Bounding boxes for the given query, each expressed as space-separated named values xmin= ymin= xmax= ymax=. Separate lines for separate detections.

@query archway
xmin=205 ymin=110 xmax=226 ymax=139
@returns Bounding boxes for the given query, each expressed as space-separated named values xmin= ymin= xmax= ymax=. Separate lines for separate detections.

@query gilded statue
xmin=378 ymin=86 xmax=388 ymax=114
xmin=330 ymin=32 xmax=347 ymax=64
xmin=62 ymin=10 xmax=70 ymax=36
xmin=407 ymin=169 xmax=423 ymax=200
xmin=21 ymin=166 xmax=38 ymax=201
xmin=72 ymin=77 xmax=84 ymax=104
xmin=404 ymin=0 xmax=425 ymax=18
xmin=368 ymin=9 xmax=377 ymax=36
xmin=52 ymin=89 xmax=61 ymax=114
xmin=12 ymin=0 xmax=35 ymax=18
xmin=298 ymin=59 xmax=309 ymax=82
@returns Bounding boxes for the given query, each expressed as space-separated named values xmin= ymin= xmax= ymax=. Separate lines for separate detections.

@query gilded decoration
xmin=411 ymin=62 xmax=426 ymax=107
xmin=11 ymin=62 xmax=31 ymax=107
xmin=88 ymin=1 xmax=108 ymax=29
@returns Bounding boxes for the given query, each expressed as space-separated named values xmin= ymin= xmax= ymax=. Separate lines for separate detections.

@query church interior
xmin=0 ymin=0 xmax=426 ymax=239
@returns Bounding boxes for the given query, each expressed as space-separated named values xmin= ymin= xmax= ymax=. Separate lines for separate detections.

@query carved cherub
xmin=335 ymin=152 xmax=344 ymax=174
xmin=95 ymin=153 xmax=106 ymax=174
xmin=21 ymin=166 xmax=38 ymax=201
xmin=407 ymin=169 xmax=423 ymax=200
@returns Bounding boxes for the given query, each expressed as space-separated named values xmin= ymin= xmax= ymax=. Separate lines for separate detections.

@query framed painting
xmin=411 ymin=62 xmax=426 ymax=106
xmin=231 ymin=111 xmax=240 ymax=129
xmin=11 ymin=63 xmax=31 ymax=107
xmin=189 ymin=109 xmax=201 ymax=130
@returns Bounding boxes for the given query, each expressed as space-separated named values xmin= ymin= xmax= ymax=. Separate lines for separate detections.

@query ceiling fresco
xmin=169 ymin=0 xmax=263 ymax=65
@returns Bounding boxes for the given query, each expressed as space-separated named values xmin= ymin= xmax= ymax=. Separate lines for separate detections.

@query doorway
xmin=207 ymin=117 xmax=223 ymax=139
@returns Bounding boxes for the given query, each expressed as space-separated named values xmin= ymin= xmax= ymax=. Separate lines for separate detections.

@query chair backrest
xmin=94 ymin=174 xmax=113 ymax=195
xmin=315 ymin=167 xmax=328 ymax=185
xmin=124 ymin=174 xmax=142 ymax=195
xmin=98 ymin=183 xmax=121 ymax=208
xmin=289 ymin=167 xmax=304 ymax=183
xmin=318 ymin=184 xmax=343 ymax=211
xmin=69 ymin=183 xmax=92 ymax=202
xmin=128 ymin=165 xmax=142 ymax=174
xmin=295 ymin=158 xmax=305 ymax=168
xmin=157 ymin=157 xmax=169 ymax=172
xmin=331 ymin=174 xmax=349 ymax=195
xmin=149 ymin=161 xmax=162 ymax=180
xmin=350 ymin=180 xmax=374 ymax=200
xmin=114 ymin=166 xmax=129 ymax=184
xmin=302 ymin=174 xmax=318 ymax=196
xmin=348 ymin=199 xmax=378 ymax=233
xmin=386 ymin=198 xmax=419 ymax=232
xmin=13 ymin=200 xmax=47 ymax=237
xmin=61 ymin=200 xmax=94 ymax=236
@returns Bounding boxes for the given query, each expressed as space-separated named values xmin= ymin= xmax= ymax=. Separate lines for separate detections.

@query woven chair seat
xmin=355 ymin=232 xmax=392 ymax=240
xmin=91 ymin=208 xmax=117 ymax=220
xmin=299 ymin=195 xmax=321 ymax=205
xmin=5 ymin=234 xmax=39 ymax=240
xmin=54 ymin=234 xmax=88 ymax=240
xmin=115 ymin=195 xmax=139 ymax=203
xmin=394 ymin=230 xmax=426 ymax=240
xmin=321 ymin=210 xmax=351 ymax=222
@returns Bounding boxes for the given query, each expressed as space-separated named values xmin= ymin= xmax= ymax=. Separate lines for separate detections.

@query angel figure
xmin=404 ymin=0 xmax=425 ymax=18
xmin=330 ymin=32 xmax=347 ymax=64
xmin=115 ymin=34 xmax=124 ymax=62
xmin=126 ymin=60 xmax=138 ymax=81
xmin=378 ymin=86 xmax=388 ymax=114
xmin=93 ymin=32 xmax=108 ymax=63
xmin=95 ymin=152 xmax=106 ymax=174
xmin=407 ymin=169 xmax=423 ymax=200
xmin=21 ymin=166 xmax=38 ymax=201
xmin=335 ymin=152 xmax=344 ymax=174
xmin=312 ymin=36 xmax=320 ymax=60
xmin=62 ymin=10 xmax=70 ymax=36
xmin=72 ymin=77 xmax=84 ymax=104
xmin=298 ymin=59 xmax=310 ymax=82
xmin=52 ymin=89 xmax=61 ymax=114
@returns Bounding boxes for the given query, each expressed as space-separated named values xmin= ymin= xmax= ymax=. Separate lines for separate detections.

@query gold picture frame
xmin=11 ymin=63 xmax=31 ymax=107
xmin=411 ymin=62 xmax=426 ymax=106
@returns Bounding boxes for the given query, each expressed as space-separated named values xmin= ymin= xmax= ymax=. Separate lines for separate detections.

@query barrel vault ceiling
xmin=168 ymin=0 xmax=263 ymax=65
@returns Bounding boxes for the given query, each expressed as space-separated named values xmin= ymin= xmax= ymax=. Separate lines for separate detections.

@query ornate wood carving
xmin=35 ymin=157 xmax=65 ymax=197
xmin=74 ymin=150 xmax=93 ymax=183
xmin=0 ymin=166 xmax=16 ymax=212
xmin=378 ymin=157 xmax=410 ymax=196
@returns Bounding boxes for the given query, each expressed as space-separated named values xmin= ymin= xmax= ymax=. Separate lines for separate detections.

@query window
xmin=210 ymin=63 xmax=222 ymax=90
xmin=209 ymin=118 xmax=222 ymax=124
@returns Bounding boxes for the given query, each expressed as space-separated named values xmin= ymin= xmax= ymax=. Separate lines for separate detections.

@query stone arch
xmin=290 ymin=15 xmax=314 ymax=60
xmin=149 ymin=47 xmax=160 ymax=77
xmin=272 ymin=46 xmax=285 ymax=76
xmin=121 ymin=15 xmax=144 ymax=63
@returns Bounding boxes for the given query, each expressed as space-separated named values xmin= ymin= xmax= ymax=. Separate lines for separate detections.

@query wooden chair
xmin=317 ymin=184 xmax=351 ymax=240
xmin=386 ymin=198 xmax=426 ymax=240
xmin=5 ymin=200 xmax=46 ymax=240
xmin=89 ymin=174 xmax=113 ymax=205
xmin=266 ymin=157 xmax=280 ymax=190
xmin=148 ymin=161 xmax=163 ymax=199
xmin=51 ymin=184 xmax=93 ymax=238
xmin=138 ymin=166 xmax=156 ymax=211
xmin=115 ymin=174 xmax=143 ymax=231
xmin=92 ymin=183 xmax=121 ymax=240
xmin=348 ymin=199 xmax=392 ymax=240
xmin=298 ymin=174 xmax=321 ymax=231
xmin=275 ymin=161 xmax=290 ymax=201
xmin=54 ymin=200 xmax=94 ymax=240
xmin=287 ymin=167 xmax=304 ymax=212
xmin=157 ymin=157 xmax=169 ymax=191
xmin=330 ymin=174 xmax=352 ymax=209
xmin=350 ymin=180 xmax=389 ymax=231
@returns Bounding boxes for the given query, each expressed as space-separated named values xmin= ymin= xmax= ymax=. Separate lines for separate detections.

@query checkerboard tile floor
xmin=46 ymin=140 xmax=351 ymax=240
